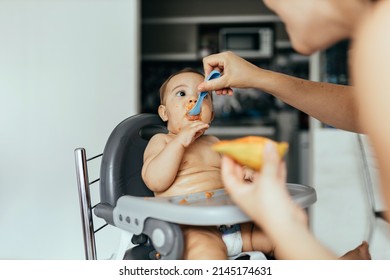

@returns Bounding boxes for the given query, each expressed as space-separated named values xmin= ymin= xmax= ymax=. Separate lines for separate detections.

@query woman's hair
xmin=159 ymin=68 xmax=205 ymax=105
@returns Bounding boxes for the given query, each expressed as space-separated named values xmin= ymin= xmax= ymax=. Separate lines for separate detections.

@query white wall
xmin=0 ymin=0 xmax=139 ymax=259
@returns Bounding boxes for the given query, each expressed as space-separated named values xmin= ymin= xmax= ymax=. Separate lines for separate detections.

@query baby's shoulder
xmin=147 ymin=133 xmax=169 ymax=146
xmin=201 ymin=134 xmax=220 ymax=144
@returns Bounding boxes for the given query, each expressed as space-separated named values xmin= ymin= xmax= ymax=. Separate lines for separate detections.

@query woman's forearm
xmin=267 ymin=218 xmax=337 ymax=260
xmin=201 ymin=52 xmax=360 ymax=131
xmin=254 ymin=69 xmax=362 ymax=132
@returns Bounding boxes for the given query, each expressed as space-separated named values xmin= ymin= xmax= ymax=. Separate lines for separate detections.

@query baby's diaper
xmin=219 ymin=224 xmax=268 ymax=260
xmin=219 ymin=224 xmax=243 ymax=257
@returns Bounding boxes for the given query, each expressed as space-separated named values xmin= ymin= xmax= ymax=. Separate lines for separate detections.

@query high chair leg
xmin=113 ymin=230 xmax=133 ymax=260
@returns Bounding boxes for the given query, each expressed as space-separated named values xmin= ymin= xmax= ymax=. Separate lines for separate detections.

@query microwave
xmin=219 ymin=27 xmax=274 ymax=58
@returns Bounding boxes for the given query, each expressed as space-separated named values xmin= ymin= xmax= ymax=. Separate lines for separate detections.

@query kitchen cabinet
xmin=141 ymin=0 xmax=290 ymax=61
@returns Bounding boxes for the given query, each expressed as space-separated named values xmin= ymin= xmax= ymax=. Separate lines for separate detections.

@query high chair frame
xmin=75 ymin=148 xmax=103 ymax=260
xmin=357 ymin=134 xmax=389 ymax=244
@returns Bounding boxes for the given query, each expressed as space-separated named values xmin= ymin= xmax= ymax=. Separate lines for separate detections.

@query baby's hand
xmin=176 ymin=121 xmax=209 ymax=147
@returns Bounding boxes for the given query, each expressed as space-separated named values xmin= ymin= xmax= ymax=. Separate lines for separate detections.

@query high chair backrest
xmin=99 ymin=113 xmax=167 ymax=207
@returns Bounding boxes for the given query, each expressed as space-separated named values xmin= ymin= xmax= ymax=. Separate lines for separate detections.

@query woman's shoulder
xmin=354 ymin=1 xmax=390 ymax=65
xmin=373 ymin=0 xmax=390 ymax=15
xmin=365 ymin=0 xmax=390 ymax=33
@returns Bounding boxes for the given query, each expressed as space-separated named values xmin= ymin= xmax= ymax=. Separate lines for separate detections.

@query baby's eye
xmin=176 ymin=91 xmax=186 ymax=97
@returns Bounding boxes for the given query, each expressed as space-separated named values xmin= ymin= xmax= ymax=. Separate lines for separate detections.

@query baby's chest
xmin=183 ymin=142 xmax=221 ymax=165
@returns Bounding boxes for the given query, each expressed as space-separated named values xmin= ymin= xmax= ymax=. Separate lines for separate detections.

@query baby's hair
xmin=159 ymin=68 xmax=205 ymax=105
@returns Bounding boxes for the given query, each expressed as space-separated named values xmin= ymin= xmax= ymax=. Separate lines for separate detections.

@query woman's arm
xmin=200 ymin=51 xmax=361 ymax=132
xmin=258 ymin=69 xmax=360 ymax=132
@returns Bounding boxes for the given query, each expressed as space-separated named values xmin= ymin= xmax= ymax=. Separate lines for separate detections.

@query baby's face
xmin=162 ymin=72 xmax=214 ymax=133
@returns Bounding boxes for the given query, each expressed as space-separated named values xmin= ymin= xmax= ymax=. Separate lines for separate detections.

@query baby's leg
xmin=181 ymin=225 xmax=227 ymax=260
xmin=241 ymin=222 xmax=276 ymax=256
xmin=241 ymin=223 xmax=275 ymax=255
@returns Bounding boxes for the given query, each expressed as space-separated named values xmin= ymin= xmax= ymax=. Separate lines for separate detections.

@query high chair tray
xmin=112 ymin=183 xmax=316 ymax=234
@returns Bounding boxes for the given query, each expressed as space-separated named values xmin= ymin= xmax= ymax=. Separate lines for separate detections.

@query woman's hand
xmin=198 ymin=51 xmax=262 ymax=95
xmin=221 ymin=142 xmax=307 ymax=233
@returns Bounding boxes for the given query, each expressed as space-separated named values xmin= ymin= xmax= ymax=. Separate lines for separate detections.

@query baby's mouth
xmin=186 ymin=114 xmax=201 ymax=121
xmin=185 ymin=101 xmax=201 ymax=121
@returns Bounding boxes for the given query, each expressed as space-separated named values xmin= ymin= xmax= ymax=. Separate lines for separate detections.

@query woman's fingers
xmin=261 ymin=142 xmax=280 ymax=180
xmin=221 ymin=156 xmax=243 ymax=188
xmin=202 ymin=53 xmax=225 ymax=76
xmin=198 ymin=75 xmax=229 ymax=92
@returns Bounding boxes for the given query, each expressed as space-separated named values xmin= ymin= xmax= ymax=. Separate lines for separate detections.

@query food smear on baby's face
xmin=185 ymin=100 xmax=201 ymax=121
xmin=187 ymin=114 xmax=201 ymax=121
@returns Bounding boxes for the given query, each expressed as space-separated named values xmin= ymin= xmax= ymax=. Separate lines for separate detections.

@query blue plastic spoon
xmin=188 ymin=70 xmax=221 ymax=116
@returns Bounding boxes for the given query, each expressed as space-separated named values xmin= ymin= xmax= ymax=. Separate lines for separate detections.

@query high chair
xmin=357 ymin=134 xmax=389 ymax=244
xmin=74 ymin=113 xmax=317 ymax=260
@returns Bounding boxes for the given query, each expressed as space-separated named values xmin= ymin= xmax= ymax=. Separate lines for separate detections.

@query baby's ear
xmin=158 ymin=105 xmax=168 ymax=122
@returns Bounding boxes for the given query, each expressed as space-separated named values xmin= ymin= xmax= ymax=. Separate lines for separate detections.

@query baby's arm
xmin=142 ymin=121 xmax=209 ymax=193
xmin=142 ymin=134 xmax=180 ymax=192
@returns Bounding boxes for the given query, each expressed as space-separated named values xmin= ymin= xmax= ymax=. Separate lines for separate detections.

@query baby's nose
xmin=188 ymin=96 xmax=198 ymax=104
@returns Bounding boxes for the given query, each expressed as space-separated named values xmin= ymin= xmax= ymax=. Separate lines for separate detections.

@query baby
xmin=141 ymin=68 xmax=279 ymax=259
xmin=141 ymin=67 xmax=369 ymax=260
